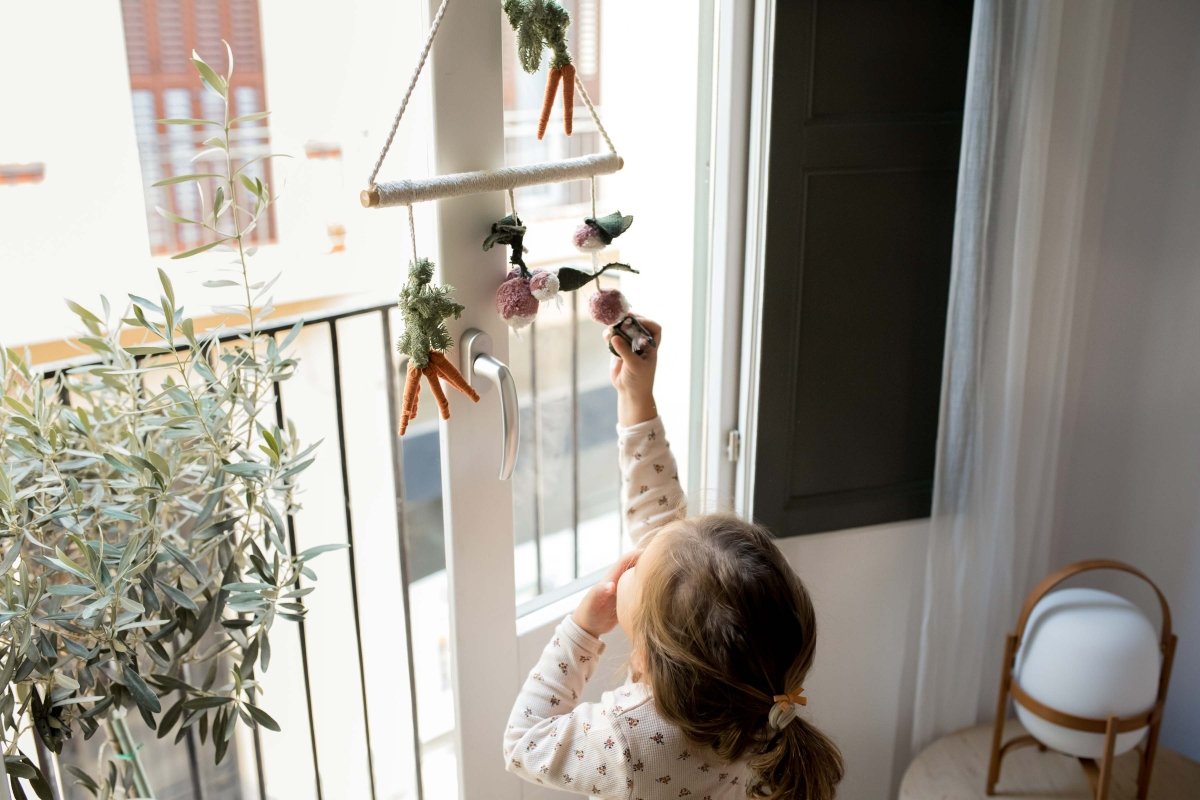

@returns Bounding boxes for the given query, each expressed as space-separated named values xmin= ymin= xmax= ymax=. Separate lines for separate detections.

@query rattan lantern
xmin=986 ymin=560 xmax=1177 ymax=800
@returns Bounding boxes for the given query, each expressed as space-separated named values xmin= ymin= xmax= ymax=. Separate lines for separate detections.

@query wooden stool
xmin=901 ymin=721 xmax=1200 ymax=799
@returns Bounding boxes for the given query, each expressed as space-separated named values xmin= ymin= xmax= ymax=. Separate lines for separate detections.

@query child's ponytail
xmin=751 ymin=716 xmax=844 ymax=800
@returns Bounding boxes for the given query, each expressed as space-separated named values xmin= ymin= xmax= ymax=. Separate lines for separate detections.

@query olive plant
xmin=0 ymin=46 xmax=334 ymax=799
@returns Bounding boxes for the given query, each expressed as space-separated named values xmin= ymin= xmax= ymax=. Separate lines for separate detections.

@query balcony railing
xmin=39 ymin=301 xmax=429 ymax=800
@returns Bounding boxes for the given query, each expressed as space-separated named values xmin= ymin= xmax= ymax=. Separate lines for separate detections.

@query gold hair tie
xmin=772 ymin=688 xmax=807 ymax=709
xmin=768 ymin=687 xmax=807 ymax=730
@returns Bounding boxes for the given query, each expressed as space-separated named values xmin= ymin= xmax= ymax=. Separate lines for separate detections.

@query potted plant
xmin=0 ymin=47 xmax=337 ymax=799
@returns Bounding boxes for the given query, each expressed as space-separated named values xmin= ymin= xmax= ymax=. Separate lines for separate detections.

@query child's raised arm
xmin=608 ymin=318 xmax=686 ymax=547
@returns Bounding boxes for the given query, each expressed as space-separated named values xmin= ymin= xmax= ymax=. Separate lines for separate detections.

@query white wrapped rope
xmin=363 ymin=152 xmax=623 ymax=208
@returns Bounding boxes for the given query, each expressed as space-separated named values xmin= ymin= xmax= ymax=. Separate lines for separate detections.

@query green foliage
xmin=396 ymin=259 xmax=465 ymax=369
xmin=0 ymin=46 xmax=331 ymax=799
xmin=503 ymin=0 xmax=573 ymax=72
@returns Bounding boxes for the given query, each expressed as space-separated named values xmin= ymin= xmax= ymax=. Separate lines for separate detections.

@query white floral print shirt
xmin=503 ymin=417 xmax=757 ymax=799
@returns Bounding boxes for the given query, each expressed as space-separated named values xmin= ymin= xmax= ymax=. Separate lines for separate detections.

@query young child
xmin=503 ymin=319 xmax=844 ymax=799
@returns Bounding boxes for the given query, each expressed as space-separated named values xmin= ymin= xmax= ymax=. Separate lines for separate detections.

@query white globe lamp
xmin=986 ymin=561 xmax=1176 ymax=800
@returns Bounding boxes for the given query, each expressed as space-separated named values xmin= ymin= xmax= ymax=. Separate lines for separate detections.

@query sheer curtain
xmin=910 ymin=0 xmax=1126 ymax=751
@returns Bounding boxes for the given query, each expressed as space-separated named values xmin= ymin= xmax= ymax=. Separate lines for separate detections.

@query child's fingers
xmin=610 ymin=331 xmax=637 ymax=362
xmin=606 ymin=550 xmax=641 ymax=583
xmin=634 ymin=316 xmax=662 ymax=344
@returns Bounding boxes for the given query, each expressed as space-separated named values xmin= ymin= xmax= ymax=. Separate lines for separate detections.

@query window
xmin=500 ymin=0 xmax=624 ymax=606
xmin=0 ymin=163 xmax=45 ymax=185
xmin=120 ymin=0 xmax=276 ymax=255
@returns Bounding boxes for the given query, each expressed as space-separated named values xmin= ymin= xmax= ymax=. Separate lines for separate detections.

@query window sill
xmin=514 ymin=566 xmax=606 ymax=638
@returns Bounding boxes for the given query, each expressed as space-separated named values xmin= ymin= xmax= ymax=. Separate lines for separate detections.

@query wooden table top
xmin=900 ymin=720 xmax=1200 ymax=799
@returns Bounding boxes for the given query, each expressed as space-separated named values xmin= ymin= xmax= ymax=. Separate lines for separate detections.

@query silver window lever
xmin=460 ymin=329 xmax=519 ymax=480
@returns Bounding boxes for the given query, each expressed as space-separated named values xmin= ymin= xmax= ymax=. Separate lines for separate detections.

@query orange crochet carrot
xmin=423 ymin=364 xmax=451 ymax=419
xmin=400 ymin=362 xmax=421 ymax=435
xmin=429 ymin=352 xmax=480 ymax=402
xmin=561 ymin=63 xmax=576 ymax=136
xmin=537 ymin=66 xmax=562 ymax=140
xmin=395 ymin=258 xmax=479 ymax=435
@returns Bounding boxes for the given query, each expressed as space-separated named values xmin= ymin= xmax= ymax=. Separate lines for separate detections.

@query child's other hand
xmin=607 ymin=316 xmax=660 ymax=427
xmin=572 ymin=550 xmax=640 ymax=638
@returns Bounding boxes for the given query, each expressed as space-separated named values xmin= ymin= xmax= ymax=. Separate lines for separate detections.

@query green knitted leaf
xmin=395 ymin=258 xmax=465 ymax=369
xmin=586 ymin=211 xmax=634 ymax=243
xmin=482 ymin=214 xmax=526 ymax=251
xmin=555 ymin=262 xmax=638 ymax=293
xmin=503 ymin=0 xmax=573 ymax=74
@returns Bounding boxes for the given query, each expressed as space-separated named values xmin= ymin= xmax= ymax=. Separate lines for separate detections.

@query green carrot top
xmin=396 ymin=258 xmax=465 ymax=369
xmin=503 ymin=0 xmax=573 ymax=72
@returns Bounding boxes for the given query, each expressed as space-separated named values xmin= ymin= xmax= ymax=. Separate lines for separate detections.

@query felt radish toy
xmin=396 ymin=258 xmax=480 ymax=435
xmin=484 ymin=214 xmax=540 ymax=329
xmin=589 ymin=288 xmax=656 ymax=357
xmin=503 ymin=0 xmax=576 ymax=139
xmin=574 ymin=211 xmax=633 ymax=252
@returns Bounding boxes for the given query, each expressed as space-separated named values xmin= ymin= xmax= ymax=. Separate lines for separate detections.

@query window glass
xmin=501 ymin=0 xmax=700 ymax=606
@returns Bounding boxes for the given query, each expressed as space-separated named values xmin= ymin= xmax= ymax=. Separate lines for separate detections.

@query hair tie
xmin=768 ymin=687 xmax=807 ymax=730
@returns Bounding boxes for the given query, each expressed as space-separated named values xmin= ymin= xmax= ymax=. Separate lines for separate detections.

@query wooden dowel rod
xmin=361 ymin=152 xmax=623 ymax=208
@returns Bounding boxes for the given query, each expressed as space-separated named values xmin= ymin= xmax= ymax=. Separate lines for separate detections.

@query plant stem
xmin=222 ymin=90 xmax=261 ymax=450
xmin=107 ymin=715 xmax=154 ymax=798
xmin=13 ymin=684 xmax=63 ymax=800
xmin=31 ymin=729 xmax=64 ymax=800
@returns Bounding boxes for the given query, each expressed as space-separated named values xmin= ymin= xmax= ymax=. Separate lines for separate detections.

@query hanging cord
xmin=407 ymin=204 xmax=419 ymax=263
xmin=368 ymin=0 xmax=453 ymax=187
xmin=575 ymin=74 xmax=616 ymax=156
xmin=589 ymin=175 xmax=600 ymax=273
xmin=508 ymin=188 xmax=518 ymax=218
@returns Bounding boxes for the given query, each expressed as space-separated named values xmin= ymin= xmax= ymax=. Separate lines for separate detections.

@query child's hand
xmin=572 ymin=550 xmax=640 ymax=638
xmin=606 ymin=316 xmax=661 ymax=427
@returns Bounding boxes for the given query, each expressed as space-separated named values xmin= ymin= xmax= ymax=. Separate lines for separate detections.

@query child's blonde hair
xmin=634 ymin=514 xmax=844 ymax=800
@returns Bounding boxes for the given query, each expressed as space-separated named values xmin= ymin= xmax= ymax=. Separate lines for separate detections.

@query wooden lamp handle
xmin=1013 ymin=559 xmax=1173 ymax=649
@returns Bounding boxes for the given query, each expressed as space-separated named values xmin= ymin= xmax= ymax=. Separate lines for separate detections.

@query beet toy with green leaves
xmin=574 ymin=210 xmax=633 ymax=251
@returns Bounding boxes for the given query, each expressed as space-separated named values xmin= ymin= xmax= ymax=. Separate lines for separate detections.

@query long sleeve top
xmin=503 ymin=417 xmax=757 ymax=799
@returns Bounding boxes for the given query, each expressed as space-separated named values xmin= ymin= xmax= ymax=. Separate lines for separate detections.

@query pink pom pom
xmin=506 ymin=267 xmax=522 ymax=280
xmin=495 ymin=277 xmax=539 ymax=329
xmin=529 ymin=270 xmax=560 ymax=302
xmin=573 ymin=222 xmax=606 ymax=251
xmin=588 ymin=289 xmax=630 ymax=326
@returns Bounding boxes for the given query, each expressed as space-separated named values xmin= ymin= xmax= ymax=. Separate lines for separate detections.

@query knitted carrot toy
xmin=396 ymin=258 xmax=480 ymax=434
xmin=503 ymin=0 xmax=576 ymax=139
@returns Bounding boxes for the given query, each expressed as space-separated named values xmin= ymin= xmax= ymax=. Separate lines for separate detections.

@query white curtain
xmin=911 ymin=0 xmax=1126 ymax=751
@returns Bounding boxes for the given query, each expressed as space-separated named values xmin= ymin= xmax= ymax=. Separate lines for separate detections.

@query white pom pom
xmin=530 ymin=272 xmax=560 ymax=302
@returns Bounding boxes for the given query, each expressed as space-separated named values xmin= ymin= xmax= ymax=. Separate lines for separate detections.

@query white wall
xmin=0 ymin=2 xmax=150 ymax=344
xmin=1052 ymin=0 xmax=1200 ymax=763
xmin=776 ymin=520 xmax=929 ymax=800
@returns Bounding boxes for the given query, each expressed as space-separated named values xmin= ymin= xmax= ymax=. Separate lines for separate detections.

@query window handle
xmin=461 ymin=329 xmax=519 ymax=480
